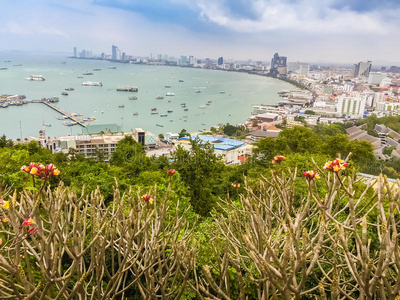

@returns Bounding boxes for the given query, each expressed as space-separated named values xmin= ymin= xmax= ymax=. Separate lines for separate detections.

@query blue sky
xmin=1 ymin=0 xmax=400 ymax=64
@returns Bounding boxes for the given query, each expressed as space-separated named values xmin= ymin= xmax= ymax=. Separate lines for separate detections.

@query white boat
xmin=195 ymin=90 xmax=201 ymax=93
xmin=219 ymin=90 xmax=225 ymax=94
xmin=199 ymin=105 xmax=206 ymax=109
xmin=166 ymin=92 xmax=175 ymax=96
xmin=25 ymin=75 xmax=45 ymax=81
xmin=81 ymin=81 xmax=103 ymax=86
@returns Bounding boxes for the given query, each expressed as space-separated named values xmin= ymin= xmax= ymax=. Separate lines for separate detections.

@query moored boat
xmin=25 ymin=75 xmax=45 ymax=81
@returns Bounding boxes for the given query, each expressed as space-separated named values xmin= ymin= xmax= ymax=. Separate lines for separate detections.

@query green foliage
xmin=223 ymin=123 xmax=237 ymax=136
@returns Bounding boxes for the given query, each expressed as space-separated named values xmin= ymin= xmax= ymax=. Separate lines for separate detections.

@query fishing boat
xmin=133 ymin=112 xmax=139 ymax=116
xmin=166 ymin=92 xmax=175 ymax=96
xmin=151 ymin=112 xmax=159 ymax=115
xmin=219 ymin=90 xmax=225 ymax=94
xmin=61 ymin=92 xmax=68 ymax=96
xmin=151 ymin=108 xmax=157 ymax=111
xmin=165 ymin=85 xmax=171 ymax=88
xmin=160 ymin=114 xmax=168 ymax=117
xmin=65 ymin=87 xmax=74 ymax=91
xmin=129 ymin=96 xmax=137 ymax=100
xmin=184 ymin=108 xmax=189 ymax=111
xmin=119 ymin=105 xmax=125 ymax=108
xmin=167 ymin=110 xmax=173 ymax=113
xmin=156 ymin=96 xmax=164 ymax=99
xmin=199 ymin=105 xmax=206 ymax=109
xmin=179 ymin=80 xmax=184 ymax=82
xmin=156 ymin=124 xmax=164 ymax=127
xmin=195 ymin=90 xmax=201 ymax=93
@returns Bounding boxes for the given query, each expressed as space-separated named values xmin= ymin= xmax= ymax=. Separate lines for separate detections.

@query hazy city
xmin=1 ymin=1 xmax=400 ymax=299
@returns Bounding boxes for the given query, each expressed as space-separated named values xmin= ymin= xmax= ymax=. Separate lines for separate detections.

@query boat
xmin=219 ymin=90 xmax=225 ymax=94
xmin=195 ymin=90 xmax=201 ymax=93
xmin=82 ymin=81 xmax=103 ymax=86
xmin=166 ymin=92 xmax=175 ymax=96
xmin=151 ymin=112 xmax=159 ymax=115
xmin=0 ymin=68 xmax=7 ymax=70
xmin=77 ymin=76 xmax=83 ymax=78
xmin=56 ymin=116 xmax=67 ymax=120
xmin=169 ymin=120 xmax=173 ymax=122
xmin=133 ymin=112 xmax=139 ymax=116
xmin=181 ymin=103 xmax=186 ymax=106
xmin=45 ymin=124 xmax=51 ymax=127
xmin=83 ymin=72 xmax=93 ymax=75
xmin=151 ymin=108 xmax=157 ymax=111
xmin=160 ymin=114 xmax=168 ymax=117
xmin=156 ymin=124 xmax=164 ymax=127
xmin=13 ymin=64 xmax=22 ymax=66
xmin=46 ymin=97 xmax=59 ymax=103
xmin=156 ymin=96 xmax=164 ymax=99
xmin=208 ymin=100 xmax=212 ymax=103
xmin=109 ymin=67 xmax=117 ymax=69
xmin=93 ymin=69 xmax=101 ymax=71
xmin=3 ymin=60 xmax=10 ymax=62
xmin=71 ymin=113 xmax=83 ymax=117
xmin=179 ymin=80 xmax=184 ymax=82
xmin=65 ymin=87 xmax=74 ymax=91
xmin=167 ymin=110 xmax=173 ymax=113
xmin=129 ymin=96 xmax=137 ymax=100
xmin=117 ymin=86 xmax=138 ymax=92
xmin=25 ymin=75 xmax=45 ymax=81
xmin=206 ymin=103 xmax=211 ymax=106
xmin=119 ymin=105 xmax=125 ymax=108
xmin=184 ymin=108 xmax=189 ymax=111
xmin=84 ymin=117 xmax=95 ymax=121
xmin=199 ymin=105 xmax=206 ymax=109
xmin=165 ymin=85 xmax=171 ymax=88
xmin=183 ymin=115 xmax=188 ymax=118
xmin=61 ymin=92 xmax=68 ymax=96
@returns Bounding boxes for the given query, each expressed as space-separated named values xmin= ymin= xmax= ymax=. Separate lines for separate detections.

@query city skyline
xmin=1 ymin=0 xmax=400 ymax=64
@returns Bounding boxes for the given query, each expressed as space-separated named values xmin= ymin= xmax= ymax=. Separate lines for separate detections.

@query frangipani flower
xmin=166 ymin=169 xmax=176 ymax=176
xmin=2 ymin=201 xmax=9 ymax=209
xmin=231 ymin=183 xmax=240 ymax=188
xmin=272 ymin=155 xmax=285 ymax=164
xmin=323 ymin=159 xmax=348 ymax=173
xmin=302 ymin=171 xmax=320 ymax=181
xmin=2 ymin=217 xmax=9 ymax=223
xmin=21 ymin=163 xmax=60 ymax=180
xmin=21 ymin=218 xmax=35 ymax=227
xmin=141 ymin=194 xmax=154 ymax=204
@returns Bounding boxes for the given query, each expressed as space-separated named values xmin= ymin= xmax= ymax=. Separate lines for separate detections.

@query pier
xmin=31 ymin=99 xmax=89 ymax=127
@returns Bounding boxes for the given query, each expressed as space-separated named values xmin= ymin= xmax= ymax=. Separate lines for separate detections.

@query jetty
xmin=31 ymin=99 xmax=89 ymax=127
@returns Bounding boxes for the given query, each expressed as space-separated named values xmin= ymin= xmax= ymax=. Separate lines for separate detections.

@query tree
xmin=172 ymin=137 xmax=224 ymax=216
xmin=179 ymin=128 xmax=190 ymax=138
xmin=223 ymin=123 xmax=237 ymax=136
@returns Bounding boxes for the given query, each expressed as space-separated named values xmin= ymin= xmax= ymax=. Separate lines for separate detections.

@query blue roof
xmin=178 ymin=134 xmax=245 ymax=151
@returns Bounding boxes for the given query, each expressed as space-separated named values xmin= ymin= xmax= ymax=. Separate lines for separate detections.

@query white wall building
xmin=376 ymin=102 xmax=400 ymax=112
xmin=368 ymin=72 xmax=387 ymax=85
xmin=337 ymin=96 xmax=366 ymax=118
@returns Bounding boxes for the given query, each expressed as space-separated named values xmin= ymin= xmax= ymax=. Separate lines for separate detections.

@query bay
xmin=0 ymin=52 xmax=293 ymax=139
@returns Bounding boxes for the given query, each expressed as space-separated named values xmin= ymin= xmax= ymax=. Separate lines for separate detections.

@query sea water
xmin=0 ymin=52 xmax=293 ymax=139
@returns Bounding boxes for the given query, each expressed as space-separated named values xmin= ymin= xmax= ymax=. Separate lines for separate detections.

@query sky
xmin=1 ymin=0 xmax=400 ymax=64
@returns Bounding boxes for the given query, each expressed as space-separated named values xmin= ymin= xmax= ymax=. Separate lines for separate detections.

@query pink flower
xmin=302 ymin=171 xmax=320 ymax=181
xmin=21 ymin=218 xmax=34 ymax=227
xmin=167 ymin=169 xmax=176 ymax=176
xmin=27 ymin=227 xmax=37 ymax=235
xmin=141 ymin=194 xmax=154 ymax=204
xmin=272 ymin=155 xmax=285 ymax=164
xmin=323 ymin=159 xmax=348 ymax=173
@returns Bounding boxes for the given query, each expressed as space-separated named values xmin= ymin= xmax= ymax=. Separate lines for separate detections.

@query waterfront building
xmin=180 ymin=56 xmax=188 ymax=66
xmin=269 ymin=53 xmax=287 ymax=77
xmin=336 ymin=95 xmax=366 ymax=118
xmin=189 ymin=56 xmax=195 ymax=65
xmin=73 ymin=47 xmax=77 ymax=58
xmin=165 ymin=132 xmax=180 ymax=143
xmin=112 ymin=45 xmax=119 ymax=61
xmin=218 ymin=57 xmax=223 ymax=66
xmin=354 ymin=61 xmax=372 ymax=79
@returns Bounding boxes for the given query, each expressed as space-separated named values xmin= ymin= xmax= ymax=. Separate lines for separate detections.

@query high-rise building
xmin=189 ymin=56 xmax=194 ymax=65
xmin=112 ymin=45 xmax=118 ymax=61
xmin=73 ymin=47 xmax=77 ymax=58
xmin=180 ymin=56 xmax=188 ymax=65
xmin=157 ymin=54 xmax=162 ymax=61
xmin=368 ymin=72 xmax=387 ymax=85
xmin=204 ymin=58 xmax=211 ymax=69
xmin=122 ymin=52 xmax=126 ymax=61
xmin=218 ymin=57 xmax=223 ymax=65
xmin=269 ymin=53 xmax=287 ymax=77
xmin=354 ymin=61 xmax=372 ymax=78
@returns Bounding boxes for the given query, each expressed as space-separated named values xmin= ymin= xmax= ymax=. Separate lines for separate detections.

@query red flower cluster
xmin=141 ymin=194 xmax=154 ymax=204
xmin=21 ymin=163 xmax=60 ymax=180
xmin=20 ymin=218 xmax=37 ymax=236
xmin=167 ymin=169 xmax=176 ymax=176
xmin=323 ymin=159 xmax=348 ymax=173
xmin=231 ymin=183 xmax=240 ymax=188
xmin=302 ymin=171 xmax=320 ymax=181
xmin=272 ymin=155 xmax=285 ymax=164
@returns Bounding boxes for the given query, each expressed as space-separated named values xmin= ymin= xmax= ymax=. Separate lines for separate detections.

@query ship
xmin=117 ymin=86 xmax=138 ymax=92
xmin=82 ymin=81 xmax=103 ymax=86
xmin=25 ymin=75 xmax=45 ymax=81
